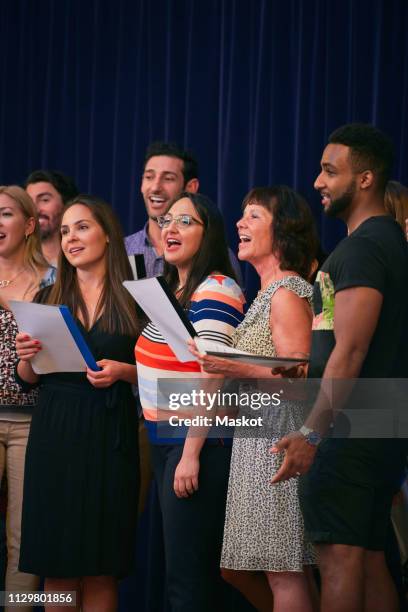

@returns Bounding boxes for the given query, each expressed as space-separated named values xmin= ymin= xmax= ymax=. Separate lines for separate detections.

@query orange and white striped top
xmin=135 ymin=274 xmax=245 ymax=422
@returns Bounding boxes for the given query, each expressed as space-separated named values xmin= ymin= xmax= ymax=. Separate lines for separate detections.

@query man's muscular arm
xmin=271 ymin=286 xmax=383 ymax=483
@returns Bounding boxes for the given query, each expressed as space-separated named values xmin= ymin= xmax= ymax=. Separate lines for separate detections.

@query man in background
xmin=125 ymin=141 xmax=243 ymax=285
xmin=25 ymin=169 xmax=78 ymax=266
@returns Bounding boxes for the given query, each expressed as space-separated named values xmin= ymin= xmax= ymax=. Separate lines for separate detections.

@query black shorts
xmin=299 ymin=439 xmax=407 ymax=551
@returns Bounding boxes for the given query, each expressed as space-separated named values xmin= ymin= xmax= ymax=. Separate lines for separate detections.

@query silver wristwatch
xmin=299 ymin=425 xmax=322 ymax=447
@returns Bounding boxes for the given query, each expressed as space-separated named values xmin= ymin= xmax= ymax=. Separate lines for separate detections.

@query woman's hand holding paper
xmin=188 ymin=338 xmax=244 ymax=376
xmin=86 ymin=359 xmax=137 ymax=388
xmin=15 ymin=332 xmax=40 ymax=384
xmin=15 ymin=332 xmax=42 ymax=362
xmin=86 ymin=359 xmax=122 ymax=387
xmin=188 ymin=338 xmax=274 ymax=379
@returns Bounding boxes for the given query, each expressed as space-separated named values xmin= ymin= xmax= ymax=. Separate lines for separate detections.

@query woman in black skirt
xmin=16 ymin=195 xmax=139 ymax=612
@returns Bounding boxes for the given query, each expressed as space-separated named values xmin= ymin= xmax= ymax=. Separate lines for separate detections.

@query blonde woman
xmin=0 ymin=185 xmax=55 ymax=610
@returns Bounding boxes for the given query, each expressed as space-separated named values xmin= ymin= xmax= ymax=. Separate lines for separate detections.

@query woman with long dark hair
xmin=16 ymin=195 xmax=139 ymax=612
xmin=135 ymin=192 xmax=245 ymax=612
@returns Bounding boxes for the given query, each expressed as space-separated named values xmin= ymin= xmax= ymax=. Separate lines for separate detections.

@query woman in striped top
xmin=135 ymin=192 xmax=245 ymax=612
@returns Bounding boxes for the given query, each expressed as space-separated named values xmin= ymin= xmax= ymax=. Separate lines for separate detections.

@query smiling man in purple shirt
xmin=125 ymin=141 xmax=243 ymax=286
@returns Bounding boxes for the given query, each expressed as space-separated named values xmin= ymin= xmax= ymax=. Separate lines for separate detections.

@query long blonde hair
xmin=0 ymin=185 xmax=49 ymax=279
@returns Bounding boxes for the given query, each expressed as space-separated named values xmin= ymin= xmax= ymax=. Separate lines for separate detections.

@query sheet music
xmin=10 ymin=301 xmax=98 ymax=374
xmin=123 ymin=277 xmax=196 ymax=362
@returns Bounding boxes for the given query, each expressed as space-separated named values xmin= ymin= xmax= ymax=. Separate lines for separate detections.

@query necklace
xmin=0 ymin=267 xmax=27 ymax=288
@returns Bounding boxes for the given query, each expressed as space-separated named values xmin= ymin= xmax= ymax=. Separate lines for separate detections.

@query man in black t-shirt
xmin=272 ymin=124 xmax=408 ymax=612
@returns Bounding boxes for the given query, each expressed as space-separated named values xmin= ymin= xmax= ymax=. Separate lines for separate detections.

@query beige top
xmin=232 ymin=275 xmax=313 ymax=355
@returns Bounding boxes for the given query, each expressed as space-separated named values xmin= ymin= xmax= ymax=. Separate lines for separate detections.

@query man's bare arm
xmin=271 ymin=285 xmax=383 ymax=483
xmin=304 ymin=285 xmax=383 ymax=433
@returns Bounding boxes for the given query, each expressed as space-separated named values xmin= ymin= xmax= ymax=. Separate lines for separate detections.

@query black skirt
xmin=19 ymin=377 xmax=139 ymax=578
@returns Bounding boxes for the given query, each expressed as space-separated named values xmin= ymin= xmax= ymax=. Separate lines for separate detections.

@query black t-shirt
xmin=308 ymin=216 xmax=408 ymax=481
xmin=309 ymin=215 xmax=408 ymax=379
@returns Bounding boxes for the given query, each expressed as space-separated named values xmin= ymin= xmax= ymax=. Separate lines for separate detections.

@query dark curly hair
xmin=242 ymin=185 xmax=318 ymax=280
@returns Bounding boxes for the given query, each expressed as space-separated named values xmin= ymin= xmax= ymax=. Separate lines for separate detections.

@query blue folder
xmin=59 ymin=305 xmax=101 ymax=371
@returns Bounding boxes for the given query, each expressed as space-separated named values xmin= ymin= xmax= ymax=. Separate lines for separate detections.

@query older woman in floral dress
xmin=192 ymin=185 xmax=319 ymax=612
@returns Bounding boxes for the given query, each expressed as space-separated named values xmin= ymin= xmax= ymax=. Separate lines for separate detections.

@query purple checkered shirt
xmin=125 ymin=223 xmax=165 ymax=278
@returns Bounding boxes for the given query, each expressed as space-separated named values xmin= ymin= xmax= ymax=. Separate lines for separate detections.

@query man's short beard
xmin=325 ymin=181 xmax=356 ymax=218
xmin=40 ymin=226 xmax=55 ymax=241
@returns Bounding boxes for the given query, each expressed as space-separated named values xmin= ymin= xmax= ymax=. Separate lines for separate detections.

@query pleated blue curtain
xmin=1 ymin=1 xmax=408 ymax=608
xmin=1 ymin=1 xmax=407 ymax=294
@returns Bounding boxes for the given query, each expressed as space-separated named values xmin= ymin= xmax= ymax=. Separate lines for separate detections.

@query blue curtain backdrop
xmin=1 ymin=1 xmax=408 ymax=610
xmin=1 ymin=0 xmax=408 ymax=296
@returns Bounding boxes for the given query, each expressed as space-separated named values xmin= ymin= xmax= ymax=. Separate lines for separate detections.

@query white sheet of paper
xmin=10 ymin=301 xmax=89 ymax=374
xmin=123 ymin=278 xmax=195 ymax=362
xmin=195 ymin=338 xmax=308 ymax=369
xmin=128 ymin=255 xmax=138 ymax=279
